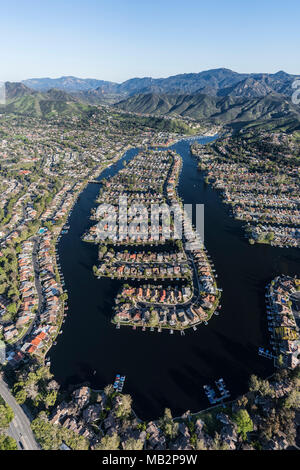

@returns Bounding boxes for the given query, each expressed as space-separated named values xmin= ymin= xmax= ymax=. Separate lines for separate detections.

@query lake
xmin=49 ymin=136 xmax=300 ymax=419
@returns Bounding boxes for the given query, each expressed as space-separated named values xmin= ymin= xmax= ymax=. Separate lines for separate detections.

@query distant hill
xmin=22 ymin=75 xmax=117 ymax=92
xmin=22 ymin=69 xmax=299 ymax=100
xmin=1 ymin=82 xmax=91 ymax=118
xmin=71 ymin=87 xmax=125 ymax=105
xmin=5 ymin=82 xmax=36 ymax=99
xmin=217 ymin=77 xmax=274 ymax=98
xmin=127 ymin=68 xmax=247 ymax=95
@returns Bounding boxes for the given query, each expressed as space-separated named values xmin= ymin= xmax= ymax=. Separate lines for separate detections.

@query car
xmin=19 ymin=440 xmax=24 ymax=450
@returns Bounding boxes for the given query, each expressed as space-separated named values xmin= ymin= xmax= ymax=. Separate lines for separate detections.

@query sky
xmin=1 ymin=0 xmax=299 ymax=83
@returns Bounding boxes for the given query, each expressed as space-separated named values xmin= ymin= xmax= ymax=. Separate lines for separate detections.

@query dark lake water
xmin=49 ymin=137 xmax=300 ymax=419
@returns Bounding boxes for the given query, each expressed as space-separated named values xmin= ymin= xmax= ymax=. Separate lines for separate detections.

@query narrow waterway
xmin=50 ymin=137 xmax=300 ymax=419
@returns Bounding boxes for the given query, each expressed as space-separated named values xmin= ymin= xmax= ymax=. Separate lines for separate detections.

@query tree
xmin=159 ymin=408 xmax=179 ymax=440
xmin=211 ymin=432 xmax=230 ymax=450
xmin=0 ymin=434 xmax=18 ymax=450
xmin=148 ymin=310 xmax=159 ymax=327
xmin=14 ymin=388 xmax=27 ymax=405
xmin=233 ymin=409 xmax=253 ymax=441
xmin=122 ymin=437 xmax=144 ymax=450
xmin=249 ymin=374 xmax=260 ymax=392
xmin=95 ymin=432 xmax=120 ymax=450
xmin=259 ymin=407 xmax=296 ymax=444
xmin=35 ymin=366 xmax=52 ymax=382
xmin=0 ymin=402 xmax=14 ymax=429
xmin=31 ymin=412 xmax=88 ymax=450
xmin=249 ymin=375 xmax=274 ymax=397
xmin=31 ymin=413 xmax=62 ymax=450
xmin=44 ymin=390 xmax=58 ymax=409
xmin=104 ymin=384 xmax=114 ymax=397
xmin=283 ymin=389 xmax=300 ymax=409
xmin=114 ymin=394 xmax=132 ymax=419
xmin=24 ymin=381 xmax=39 ymax=400
xmin=196 ymin=439 xmax=207 ymax=450
xmin=92 ymin=265 xmax=98 ymax=275
xmin=277 ymin=354 xmax=284 ymax=367
xmin=6 ymin=303 xmax=17 ymax=315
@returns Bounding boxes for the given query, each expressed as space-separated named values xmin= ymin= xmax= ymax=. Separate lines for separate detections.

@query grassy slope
xmin=1 ymin=94 xmax=90 ymax=118
xmin=115 ymin=93 xmax=300 ymax=133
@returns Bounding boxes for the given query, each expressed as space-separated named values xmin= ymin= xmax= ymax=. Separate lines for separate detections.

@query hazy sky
xmin=1 ymin=0 xmax=299 ymax=82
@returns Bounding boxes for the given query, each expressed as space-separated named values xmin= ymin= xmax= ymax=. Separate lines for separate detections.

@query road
xmin=0 ymin=378 xmax=39 ymax=450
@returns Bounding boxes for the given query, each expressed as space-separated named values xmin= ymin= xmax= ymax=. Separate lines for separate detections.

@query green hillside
xmin=1 ymin=93 xmax=90 ymax=118
xmin=115 ymin=92 xmax=300 ymax=133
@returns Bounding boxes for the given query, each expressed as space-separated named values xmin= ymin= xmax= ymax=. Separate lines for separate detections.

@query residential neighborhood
xmin=191 ymin=132 xmax=300 ymax=248
xmin=0 ymin=111 xmax=187 ymax=365
xmin=84 ymin=148 xmax=220 ymax=331
xmin=265 ymin=275 xmax=300 ymax=369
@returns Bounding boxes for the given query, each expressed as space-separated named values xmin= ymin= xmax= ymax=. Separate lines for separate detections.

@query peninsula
xmin=83 ymin=148 xmax=220 ymax=331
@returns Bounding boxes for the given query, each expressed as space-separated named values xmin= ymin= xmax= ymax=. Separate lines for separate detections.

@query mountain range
xmin=22 ymin=68 xmax=299 ymax=101
xmin=1 ymin=68 xmax=299 ymax=132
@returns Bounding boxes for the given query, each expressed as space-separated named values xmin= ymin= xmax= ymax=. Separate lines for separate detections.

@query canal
xmin=49 ymin=136 xmax=300 ymax=419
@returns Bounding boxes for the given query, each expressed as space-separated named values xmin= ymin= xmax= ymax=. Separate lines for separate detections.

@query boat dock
xmin=203 ymin=378 xmax=231 ymax=404
xmin=113 ymin=374 xmax=126 ymax=392
xmin=203 ymin=385 xmax=217 ymax=404
xmin=215 ymin=378 xmax=231 ymax=398
xmin=258 ymin=347 xmax=276 ymax=360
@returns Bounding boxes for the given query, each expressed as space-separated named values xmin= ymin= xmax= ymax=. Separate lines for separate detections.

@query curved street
xmin=0 ymin=378 xmax=39 ymax=450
